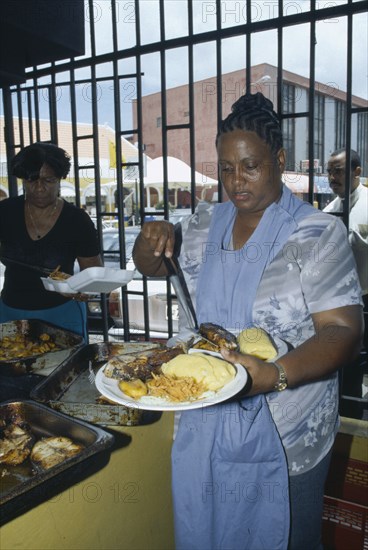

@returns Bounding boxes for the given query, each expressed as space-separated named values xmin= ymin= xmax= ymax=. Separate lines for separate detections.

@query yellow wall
xmin=1 ymin=413 xmax=175 ymax=550
xmin=1 ymin=412 xmax=365 ymax=550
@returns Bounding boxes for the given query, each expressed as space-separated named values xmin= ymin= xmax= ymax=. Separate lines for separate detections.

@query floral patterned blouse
xmin=178 ymin=199 xmax=362 ymax=475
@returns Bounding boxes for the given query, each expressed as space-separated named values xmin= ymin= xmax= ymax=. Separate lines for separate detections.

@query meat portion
xmin=191 ymin=339 xmax=220 ymax=353
xmin=144 ymin=347 xmax=185 ymax=367
xmin=104 ymin=346 xmax=185 ymax=381
xmin=194 ymin=323 xmax=238 ymax=352
xmin=104 ymin=355 xmax=152 ymax=381
xmin=31 ymin=437 xmax=84 ymax=470
xmin=0 ymin=422 xmax=35 ymax=466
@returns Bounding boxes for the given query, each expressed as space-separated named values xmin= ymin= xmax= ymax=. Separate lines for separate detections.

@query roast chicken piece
xmin=192 ymin=323 xmax=239 ymax=352
xmin=0 ymin=422 xmax=35 ymax=466
xmin=191 ymin=339 xmax=220 ymax=353
xmin=31 ymin=436 xmax=84 ymax=470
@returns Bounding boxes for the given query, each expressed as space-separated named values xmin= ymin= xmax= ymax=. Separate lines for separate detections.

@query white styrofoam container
xmin=42 ymin=267 xmax=135 ymax=294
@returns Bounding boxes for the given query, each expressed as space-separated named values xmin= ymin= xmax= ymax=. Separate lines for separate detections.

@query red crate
xmin=325 ymin=456 xmax=368 ymax=505
xmin=322 ymin=496 xmax=368 ymax=550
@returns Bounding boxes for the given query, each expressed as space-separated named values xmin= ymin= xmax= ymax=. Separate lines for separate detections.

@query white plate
xmin=41 ymin=267 xmax=135 ymax=294
xmin=95 ymin=358 xmax=248 ymax=412
xmin=188 ymin=348 xmax=230 ymax=358
xmin=94 ymin=334 xmax=287 ymax=411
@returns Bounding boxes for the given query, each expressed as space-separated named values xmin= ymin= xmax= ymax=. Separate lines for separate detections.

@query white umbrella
xmin=144 ymin=156 xmax=217 ymax=186
xmin=60 ymin=185 xmax=76 ymax=198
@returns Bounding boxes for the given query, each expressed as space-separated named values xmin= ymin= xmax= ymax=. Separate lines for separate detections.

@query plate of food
xmin=94 ymin=323 xmax=287 ymax=411
xmin=95 ymin=347 xmax=247 ymax=411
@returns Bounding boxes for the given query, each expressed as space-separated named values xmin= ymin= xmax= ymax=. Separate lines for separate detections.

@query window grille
xmin=282 ymin=83 xmax=296 ymax=171
xmin=0 ymin=3 xmax=367 ymax=414
xmin=336 ymin=100 xmax=347 ymax=151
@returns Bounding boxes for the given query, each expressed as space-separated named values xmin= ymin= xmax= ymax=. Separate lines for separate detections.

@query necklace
xmin=27 ymin=200 xmax=59 ymax=239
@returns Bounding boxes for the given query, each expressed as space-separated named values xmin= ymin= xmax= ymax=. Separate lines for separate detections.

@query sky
xmin=1 ymin=0 xmax=367 ymax=130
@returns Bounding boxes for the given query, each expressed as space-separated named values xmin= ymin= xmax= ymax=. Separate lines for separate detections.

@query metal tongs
xmin=164 ymin=256 xmax=198 ymax=331
xmin=164 ymin=257 xmax=242 ymax=354
xmin=164 ymin=257 xmax=239 ymax=355
xmin=0 ymin=257 xmax=55 ymax=276
xmin=164 ymin=256 xmax=208 ymax=348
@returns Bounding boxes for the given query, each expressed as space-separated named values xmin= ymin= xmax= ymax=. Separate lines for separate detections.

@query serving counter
xmin=1 ymin=412 xmax=176 ymax=550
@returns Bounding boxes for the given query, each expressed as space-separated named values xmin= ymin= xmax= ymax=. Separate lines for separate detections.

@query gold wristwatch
xmin=272 ymin=361 xmax=288 ymax=392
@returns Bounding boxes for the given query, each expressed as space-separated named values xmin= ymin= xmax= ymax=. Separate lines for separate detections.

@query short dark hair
xmin=216 ymin=92 xmax=283 ymax=155
xmin=330 ymin=148 xmax=361 ymax=171
xmin=11 ymin=142 xmax=71 ymax=180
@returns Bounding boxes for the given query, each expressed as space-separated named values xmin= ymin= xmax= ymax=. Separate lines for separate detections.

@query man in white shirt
xmin=324 ymin=148 xmax=368 ymax=349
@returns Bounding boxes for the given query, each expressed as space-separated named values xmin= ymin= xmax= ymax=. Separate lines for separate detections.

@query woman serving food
xmin=0 ymin=142 xmax=102 ymax=340
xmin=133 ymin=93 xmax=363 ymax=550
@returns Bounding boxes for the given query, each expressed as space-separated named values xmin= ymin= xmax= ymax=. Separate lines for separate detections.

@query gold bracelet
xmin=272 ymin=361 xmax=288 ymax=392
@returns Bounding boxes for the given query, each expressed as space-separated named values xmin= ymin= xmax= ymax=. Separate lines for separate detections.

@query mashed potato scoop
xmin=162 ymin=352 xmax=236 ymax=391
xmin=237 ymin=328 xmax=277 ymax=360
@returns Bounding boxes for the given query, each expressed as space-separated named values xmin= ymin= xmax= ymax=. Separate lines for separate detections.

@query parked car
xmin=90 ymin=216 xmax=116 ymax=230
xmin=87 ymin=226 xmax=180 ymax=338
xmin=169 ymin=208 xmax=193 ymax=225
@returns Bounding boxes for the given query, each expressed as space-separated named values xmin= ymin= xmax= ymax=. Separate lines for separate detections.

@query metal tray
xmin=30 ymin=341 xmax=160 ymax=426
xmin=0 ymin=319 xmax=83 ymax=376
xmin=0 ymin=400 xmax=114 ymax=524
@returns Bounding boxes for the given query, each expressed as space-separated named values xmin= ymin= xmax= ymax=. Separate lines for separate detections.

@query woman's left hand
xmin=221 ymin=305 xmax=363 ymax=396
xmin=61 ymin=255 xmax=103 ymax=302
xmin=70 ymin=292 xmax=90 ymax=302
xmin=221 ymin=348 xmax=278 ymax=396
xmin=59 ymin=291 xmax=90 ymax=302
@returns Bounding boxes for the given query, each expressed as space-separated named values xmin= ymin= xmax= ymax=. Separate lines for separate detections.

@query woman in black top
xmin=0 ymin=142 xmax=102 ymax=339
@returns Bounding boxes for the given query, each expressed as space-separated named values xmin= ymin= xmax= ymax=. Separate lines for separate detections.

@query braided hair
xmin=216 ymin=92 xmax=283 ymax=156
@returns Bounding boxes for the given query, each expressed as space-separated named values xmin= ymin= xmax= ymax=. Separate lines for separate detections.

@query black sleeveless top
xmin=0 ymin=196 xmax=100 ymax=309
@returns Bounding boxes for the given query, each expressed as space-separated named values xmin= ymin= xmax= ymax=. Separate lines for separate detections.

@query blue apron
xmin=173 ymin=398 xmax=290 ymax=550
xmin=0 ymin=299 xmax=88 ymax=341
xmin=172 ymin=187 xmax=317 ymax=550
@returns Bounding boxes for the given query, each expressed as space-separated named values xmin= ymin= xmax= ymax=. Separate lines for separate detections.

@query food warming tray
xmin=30 ymin=341 xmax=160 ymax=426
xmin=0 ymin=400 xmax=114 ymax=524
xmin=0 ymin=319 xmax=83 ymax=376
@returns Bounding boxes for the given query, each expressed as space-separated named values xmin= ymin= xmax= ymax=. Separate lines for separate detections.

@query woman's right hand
xmin=133 ymin=221 xmax=176 ymax=277
xmin=140 ymin=221 xmax=176 ymax=258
